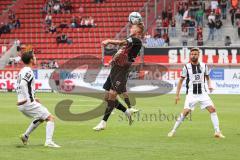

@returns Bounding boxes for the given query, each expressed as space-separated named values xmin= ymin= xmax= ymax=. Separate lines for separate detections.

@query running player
xmin=93 ymin=24 xmax=144 ymax=131
xmin=168 ymin=48 xmax=225 ymax=138
xmin=16 ymin=50 xmax=61 ymax=147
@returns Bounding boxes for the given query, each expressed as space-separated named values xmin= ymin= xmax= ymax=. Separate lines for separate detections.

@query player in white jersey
xmin=168 ymin=48 xmax=225 ymax=138
xmin=16 ymin=51 xmax=60 ymax=148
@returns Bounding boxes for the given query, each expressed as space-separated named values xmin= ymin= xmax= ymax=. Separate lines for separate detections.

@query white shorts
xmin=184 ymin=93 xmax=214 ymax=111
xmin=18 ymin=102 xmax=51 ymax=120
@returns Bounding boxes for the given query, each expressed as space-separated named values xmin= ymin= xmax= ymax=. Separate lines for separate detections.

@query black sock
xmin=102 ymin=100 xmax=115 ymax=121
xmin=115 ymin=100 xmax=127 ymax=113
xmin=124 ymin=98 xmax=131 ymax=108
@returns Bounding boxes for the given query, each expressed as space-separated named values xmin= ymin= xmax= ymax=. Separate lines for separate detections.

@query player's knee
xmin=108 ymin=90 xmax=117 ymax=100
xmin=122 ymin=92 xmax=128 ymax=98
xmin=104 ymin=96 xmax=108 ymax=101
xmin=46 ymin=115 xmax=55 ymax=122
xmin=183 ymin=109 xmax=191 ymax=116
xmin=104 ymin=92 xmax=109 ymax=101
xmin=208 ymin=106 xmax=216 ymax=113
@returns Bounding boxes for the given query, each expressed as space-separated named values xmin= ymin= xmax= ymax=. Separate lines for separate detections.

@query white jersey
xmin=16 ymin=67 xmax=35 ymax=104
xmin=181 ymin=62 xmax=210 ymax=95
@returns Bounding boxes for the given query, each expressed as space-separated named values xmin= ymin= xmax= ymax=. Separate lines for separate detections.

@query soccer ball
xmin=128 ymin=12 xmax=142 ymax=25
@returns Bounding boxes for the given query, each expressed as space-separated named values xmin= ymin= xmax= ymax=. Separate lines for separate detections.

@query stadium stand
xmin=0 ymin=0 xmax=13 ymax=14
xmin=149 ymin=0 xmax=240 ymax=47
xmin=0 ymin=0 xmax=147 ymax=67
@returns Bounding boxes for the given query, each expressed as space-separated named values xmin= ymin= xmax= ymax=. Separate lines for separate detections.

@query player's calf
xmin=206 ymin=106 xmax=225 ymax=138
xmin=20 ymin=119 xmax=43 ymax=145
xmin=168 ymin=109 xmax=191 ymax=137
xmin=44 ymin=115 xmax=61 ymax=148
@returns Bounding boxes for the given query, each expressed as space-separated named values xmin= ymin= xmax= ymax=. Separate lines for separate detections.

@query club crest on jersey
xmin=116 ymin=81 xmax=121 ymax=86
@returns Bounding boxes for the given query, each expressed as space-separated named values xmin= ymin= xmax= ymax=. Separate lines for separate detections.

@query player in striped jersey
xmin=16 ymin=51 xmax=60 ymax=147
xmin=168 ymin=48 xmax=225 ymax=138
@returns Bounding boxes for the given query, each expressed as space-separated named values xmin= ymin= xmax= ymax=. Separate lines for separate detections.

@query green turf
xmin=0 ymin=92 xmax=239 ymax=160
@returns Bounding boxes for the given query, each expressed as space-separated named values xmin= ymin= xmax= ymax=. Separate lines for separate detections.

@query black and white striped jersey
xmin=16 ymin=67 xmax=35 ymax=104
xmin=181 ymin=62 xmax=210 ymax=94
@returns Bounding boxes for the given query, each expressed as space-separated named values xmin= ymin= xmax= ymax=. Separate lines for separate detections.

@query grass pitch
xmin=0 ymin=92 xmax=239 ymax=160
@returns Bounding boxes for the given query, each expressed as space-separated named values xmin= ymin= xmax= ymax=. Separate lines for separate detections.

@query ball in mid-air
xmin=128 ymin=12 xmax=142 ymax=25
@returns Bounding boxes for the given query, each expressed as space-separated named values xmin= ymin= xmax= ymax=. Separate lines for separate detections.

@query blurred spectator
xmin=208 ymin=12 xmax=216 ymax=22
xmin=49 ymin=60 xmax=59 ymax=69
xmin=196 ymin=26 xmax=203 ymax=46
xmin=197 ymin=26 xmax=203 ymax=39
xmin=53 ymin=60 xmax=59 ymax=69
xmin=80 ymin=17 xmax=86 ymax=27
xmin=215 ymin=6 xmax=222 ymax=20
xmin=79 ymin=17 xmax=95 ymax=28
xmin=197 ymin=34 xmax=203 ymax=46
xmin=144 ymin=32 xmax=151 ymax=39
xmin=167 ymin=5 xmax=173 ymax=20
xmin=45 ymin=13 xmax=52 ymax=25
xmin=231 ymin=0 xmax=239 ymax=9
xmin=236 ymin=19 xmax=240 ymax=38
xmin=215 ymin=18 xmax=223 ymax=40
xmin=42 ymin=3 xmax=48 ymax=14
xmin=14 ymin=39 xmax=21 ymax=51
xmin=162 ymin=33 xmax=169 ymax=46
xmin=8 ymin=10 xmax=15 ymax=20
xmin=56 ymin=33 xmax=72 ymax=44
xmin=162 ymin=9 xmax=168 ymax=20
xmin=230 ymin=7 xmax=236 ymax=26
xmin=220 ymin=0 xmax=228 ymax=19
xmin=177 ymin=3 xmax=185 ymax=24
xmin=225 ymin=36 xmax=232 ymax=46
xmin=15 ymin=19 xmax=21 ymax=28
xmin=8 ymin=55 xmax=21 ymax=66
xmin=60 ymin=34 xmax=68 ymax=43
xmin=1 ymin=23 xmax=11 ymax=34
xmin=47 ymin=0 xmax=54 ymax=13
xmin=0 ymin=10 xmax=21 ymax=34
xmin=181 ymin=22 xmax=188 ymax=35
xmin=162 ymin=18 xmax=169 ymax=34
xmin=84 ymin=17 xmax=90 ymax=27
xmin=170 ymin=18 xmax=176 ymax=37
xmin=53 ymin=3 xmax=61 ymax=14
xmin=189 ymin=0 xmax=200 ymax=18
xmin=189 ymin=19 xmax=195 ymax=37
xmin=89 ymin=17 xmax=96 ymax=27
xmin=211 ymin=0 xmax=219 ymax=10
xmin=235 ymin=9 xmax=240 ymax=19
xmin=183 ymin=9 xmax=191 ymax=21
xmin=59 ymin=20 xmax=68 ymax=28
xmin=49 ymin=23 xmax=57 ymax=34
xmin=63 ymin=0 xmax=73 ymax=13
xmin=8 ymin=21 xmax=14 ymax=30
xmin=0 ymin=23 xmax=2 ymax=36
xmin=155 ymin=16 xmax=162 ymax=36
xmin=208 ymin=19 xmax=215 ymax=40
xmin=70 ymin=16 xmax=78 ymax=28
xmin=41 ymin=61 xmax=48 ymax=69
xmin=95 ymin=0 xmax=105 ymax=3
xmin=196 ymin=7 xmax=204 ymax=26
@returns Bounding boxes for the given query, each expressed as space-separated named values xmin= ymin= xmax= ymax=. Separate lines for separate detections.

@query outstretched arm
xmin=205 ymin=75 xmax=213 ymax=93
xmin=204 ymin=64 xmax=213 ymax=93
xmin=175 ymin=77 xmax=185 ymax=104
xmin=102 ymin=39 xmax=127 ymax=46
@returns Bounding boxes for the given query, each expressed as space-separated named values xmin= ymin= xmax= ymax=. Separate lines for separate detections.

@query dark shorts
xmin=103 ymin=64 xmax=130 ymax=94
xmin=103 ymin=75 xmax=112 ymax=91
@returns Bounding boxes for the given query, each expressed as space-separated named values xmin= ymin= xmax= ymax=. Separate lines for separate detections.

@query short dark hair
xmin=21 ymin=51 xmax=34 ymax=64
xmin=190 ymin=47 xmax=200 ymax=52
